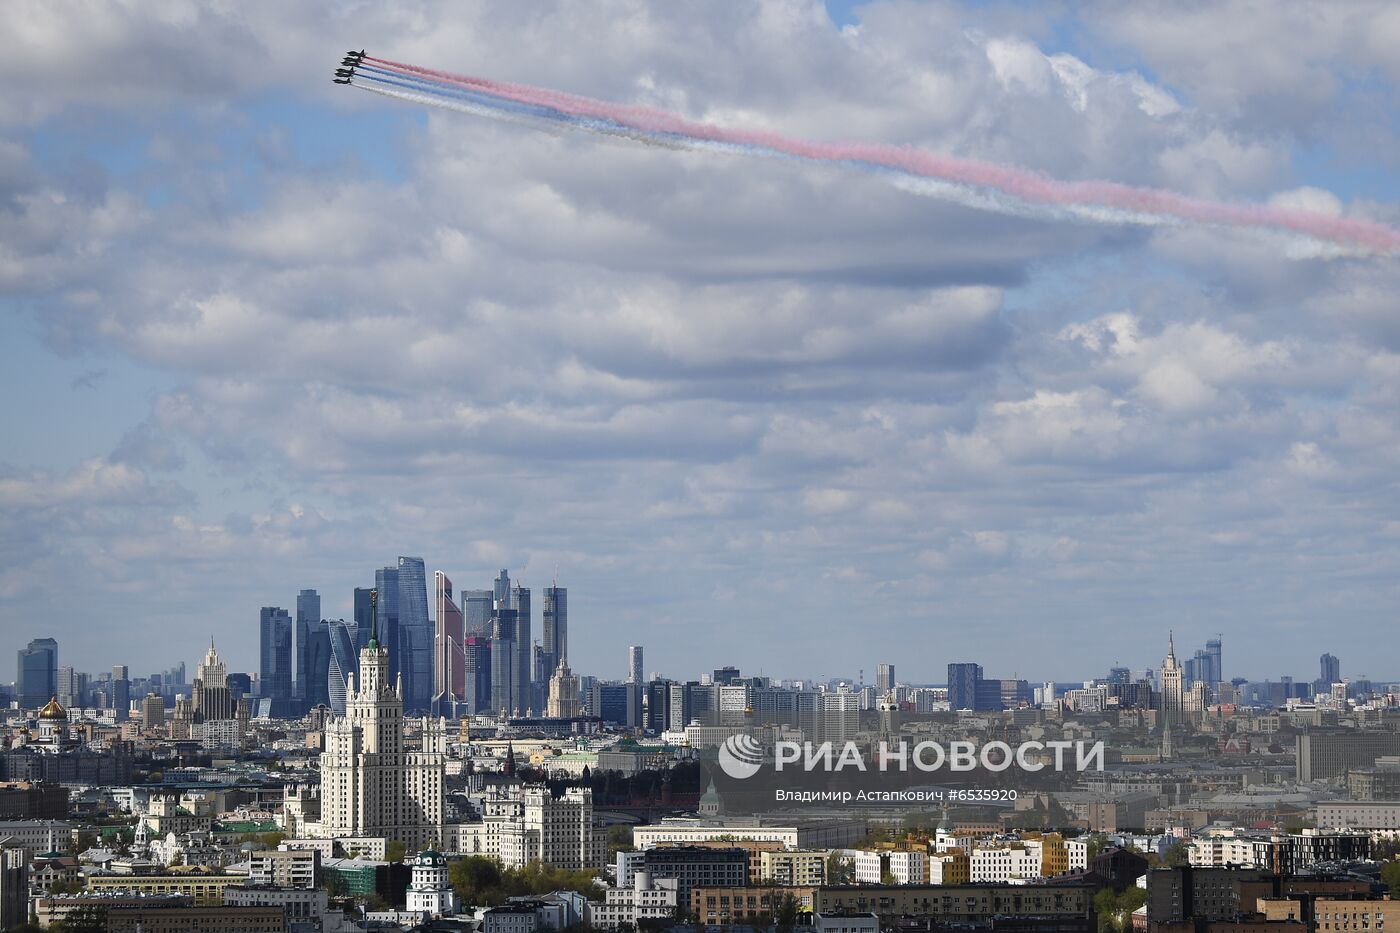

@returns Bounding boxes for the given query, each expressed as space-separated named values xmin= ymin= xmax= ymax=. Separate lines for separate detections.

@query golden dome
xmin=38 ymin=697 xmax=67 ymax=720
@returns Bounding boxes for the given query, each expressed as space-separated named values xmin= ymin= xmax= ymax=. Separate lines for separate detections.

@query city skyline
xmin=3 ymin=2 xmax=1399 ymax=681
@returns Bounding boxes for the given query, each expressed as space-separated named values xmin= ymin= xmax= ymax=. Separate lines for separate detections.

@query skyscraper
xmin=375 ymin=565 xmax=401 ymax=682
xmin=511 ymin=584 xmax=532 ymax=713
xmin=947 ymin=662 xmax=983 ymax=711
xmin=192 ymin=641 xmax=235 ymax=722
xmin=1321 ymin=653 xmax=1341 ymax=685
xmin=1204 ymin=638 xmax=1223 ymax=685
xmin=398 ymin=557 xmax=433 ymax=714
xmin=462 ymin=589 xmax=493 ymax=636
xmin=327 ymin=619 xmax=359 ymax=715
xmin=259 ymin=607 xmax=293 ymax=717
xmin=876 ymin=663 xmax=895 ymax=694
xmin=541 ymin=585 xmax=567 ymax=677
xmin=295 ymin=589 xmax=321 ymax=709
xmin=17 ymin=638 xmax=58 ymax=708
xmin=434 ymin=571 xmax=465 ymax=707
xmin=111 ymin=665 xmax=130 ymax=722
xmin=319 ymin=590 xmax=446 ymax=850
xmin=463 ymin=635 xmax=491 ymax=713
xmin=1160 ymin=632 xmax=1184 ymax=727
xmin=628 ymin=646 xmax=644 ymax=684
xmin=493 ymin=569 xmax=511 ymax=610
xmin=304 ymin=622 xmax=332 ymax=710
xmin=490 ymin=609 xmax=516 ymax=714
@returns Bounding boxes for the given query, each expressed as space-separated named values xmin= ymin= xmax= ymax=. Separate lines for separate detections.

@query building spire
xmin=1167 ymin=629 xmax=1176 ymax=663
xmin=368 ymin=588 xmax=379 ymax=650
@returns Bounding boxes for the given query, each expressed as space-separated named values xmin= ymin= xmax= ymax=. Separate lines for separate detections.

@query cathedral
xmin=318 ymin=591 xmax=447 ymax=850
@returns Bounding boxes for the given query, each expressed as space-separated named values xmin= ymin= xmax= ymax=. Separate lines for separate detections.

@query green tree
xmin=608 ymin=824 xmax=635 ymax=856
xmin=1086 ymin=834 xmax=1110 ymax=860
xmin=1381 ymin=859 xmax=1400 ymax=896
xmin=1163 ymin=841 xmax=1190 ymax=867
xmin=774 ymin=892 xmax=802 ymax=933
xmin=383 ymin=839 xmax=408 ymax=863
xmin=826 ymin=851 xmax=855 ymax=884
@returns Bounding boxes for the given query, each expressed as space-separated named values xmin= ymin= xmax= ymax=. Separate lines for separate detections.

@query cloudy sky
xmin=3 ymin=1 xmax=1399 ymax=687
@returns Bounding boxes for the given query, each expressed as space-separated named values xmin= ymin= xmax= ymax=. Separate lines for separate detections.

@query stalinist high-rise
xmin=320 ymin=589 xmax=447 ymax=850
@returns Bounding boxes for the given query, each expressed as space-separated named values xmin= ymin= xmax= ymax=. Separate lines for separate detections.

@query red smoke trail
xmin=364 ymin=55 xmax=1400 ymax=253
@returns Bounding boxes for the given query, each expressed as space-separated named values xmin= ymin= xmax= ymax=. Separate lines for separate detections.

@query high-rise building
xmin=375 ymin=565 xmax=401 ymax=683
xmin=56 ymin=666 xmax=80 ymax=709
xmin=141 ymin=693 xmax=165 ymax=729
xmin=259 ymin=607 xmax=293 ymax=717
xmin=462 ymin=589 xmax=493 ymax=637
xmin=876 ymin=663 xmax=895 ymax=694
xmin=947 ymin=662 xmax=983 ymax=711
xmin=819 ymin=687 xmax=859 ymax=744
xmin=295 ymin=589 xmax=321 ymax=708
xmin=17 ymin=637 xmax=58 ymax=709
xmin=493 ymin=569 xmax=511 ymax=611
xmin=398 ymin=557 xmax=433 ymax=714
xmin=304 ymin=622 xmax=332 ymax=710
xmin=434 ymin=571 xmax=465 ymax=709
xmin=111 ymin=665 xmax=130 ymax=722
xmin=511 ymin=584 xmax=532 ymax=714
xmin=628 ymin=646 xmax=644 ymax=684
xmin=0 ymin=842 xmax=26 ymax=931
xmin=541 ymin=585 xmax=567 ymax=676
xmin=1160 ymin=632 xmax=1184 ymax=728
xmin=319 ymin=590 xmax=446 ymax=850
xmin=1321 ymin=653 xmax=1341 ymax=686
xmin=547 ymin=655 xmax=580 ymax=718
xmin=327 ymin=620 xmax=360 ymax=715
xmin=490 ymin=610 xmax=516 ymax=715
xmin=463 ymin=635 xmax=491 ymax=713
xmin=192 ymin=640 xmax=235 ymax=722
xmin=1204 ymin=638 xmax=1223 ymax=685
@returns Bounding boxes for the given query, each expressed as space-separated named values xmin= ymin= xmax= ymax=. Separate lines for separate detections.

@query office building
xmin=17 ymin=637 xmax=58 ymax=708
xmin=353 ymin=587 xmax=375 ymax=650
xmin=820 ymin=688 xmax=859 ymax=745
xmin=0 ymin=841 xmax=26 ymax=931
xmin=464 ymin=634 xmax=491 ymax=714
xmin=111 ymin=665 xmax=130 ymax=721
xmin=1297 ymin=732 xmax=1400 ymax=782
xmin=435 ymin=571 xmax=466 ymax=707
xmin=491 ymin=610 xmax=517 ymax=714
xmin=326 ymin=619 xmax=359 ymax=715
xmin=398 ymin=556 xmax=433 ymax=713
xmin=375 ymin=564 xmax=401 ymax=683
xmin=295 ymin=588 xmax=320 ymax=708
xmin=947 ymin=662 xmax=982 ymax=711
xmin=142 ymin=693 xmax=166 ymax=729
xmin=511 ymin=584 xmax=532 ymax=713
xmin=628 ymin=646 xmax=644 ymax=684
xmin=259 ymin=607 xmax=293 ymax=716
xmin=1320 ymin=653 xmax=1341 ymax=687
xmin=876 ymin=663 xmax=894 ymax=694
xmin=541 ymin=585 xmax=567 ymax=675
xmin=637 ymin=846 xmax=748 ymax=901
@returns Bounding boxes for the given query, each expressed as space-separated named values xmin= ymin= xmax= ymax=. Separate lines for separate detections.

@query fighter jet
xmin=333 ymin=50 xmax=365 ymax=85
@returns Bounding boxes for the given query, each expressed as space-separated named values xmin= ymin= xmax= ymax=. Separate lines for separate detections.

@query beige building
xmin=759 ymin=850 xmax=828 ymax=886
xmin=87 ymin=871 xmax=244 ymax=905
xmin=318 ymin=605 xmax=446 ymax=851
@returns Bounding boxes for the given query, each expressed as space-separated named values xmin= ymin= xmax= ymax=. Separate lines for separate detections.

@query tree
xmin=774 ymin=892 xmax=802 ymax=933
xmin=1086 ymin=834 xmax=1110 ymax=861
xmin=383 ymin=839 xmax=407 ymax=863
xmin=1381 ymin=859 xmax=1400 ymax=896
xmin=1163 ymin=841 xmax=1190 ymax=867
xmin=826 ymin=851 xmax=855 ymax=885
xmin=608 ymin=824 xmax=635 ymax=857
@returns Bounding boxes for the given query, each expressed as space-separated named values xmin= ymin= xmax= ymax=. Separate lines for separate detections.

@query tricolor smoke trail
xmin=340 ymin=53 xmax=1400 ymax=256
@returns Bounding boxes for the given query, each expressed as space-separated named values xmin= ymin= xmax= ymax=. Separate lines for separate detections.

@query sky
xmin=3 ymin=1 xmax=1399 ymax=687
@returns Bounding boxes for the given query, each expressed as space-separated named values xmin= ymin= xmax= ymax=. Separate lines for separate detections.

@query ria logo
xmin=718 ymin=734 xmax=764 ymax=779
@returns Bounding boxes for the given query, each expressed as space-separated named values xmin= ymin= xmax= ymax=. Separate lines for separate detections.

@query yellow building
xmin=1022 ymin=831 xmax=1068 ymax=877
xmin=759 ymin=850 xmax=829 ymax=886
xmin=1263 ymin=897 xmax=1400 ymax=930
xmin=691 ymin=886 xmax=819 ymax=925
xmin=927 ymin=850 xmax=969 ymax=885
xmin=87 ymin=872 xmax=244 ymax=906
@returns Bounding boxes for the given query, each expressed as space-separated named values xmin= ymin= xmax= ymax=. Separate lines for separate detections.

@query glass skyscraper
xmin=511 ymin=584 xmax=531 ymax=714
xmin=542 ymin=585 xmax=567 ymax=675
xmin=327 ymin=619 xmax=360 ymax=715
xmin=397 ymin=556 xmax=433 ymax=714
xmin=294 ymin=588 xmax=320 ymax=710
xmin=375 ymin=565 xmax=401 ymax=684
xmin=259 ymin=607 xmax=293 ymax=716
xmin=17 ymin=638 xmax=58 ymax=708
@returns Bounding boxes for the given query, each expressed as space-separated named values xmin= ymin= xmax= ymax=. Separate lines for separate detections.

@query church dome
xmin=38 ymin=697 xmax=67 ymax=720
